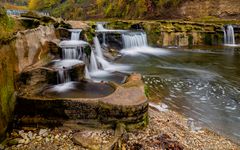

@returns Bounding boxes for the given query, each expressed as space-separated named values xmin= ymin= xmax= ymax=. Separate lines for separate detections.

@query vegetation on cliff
xmin=25 ymin=0 xmax=240 ymax=20
xmin=26 ymin=0 xmax=183 ymax=19
xmin=0 ymin=6 xmax=25 ymax=42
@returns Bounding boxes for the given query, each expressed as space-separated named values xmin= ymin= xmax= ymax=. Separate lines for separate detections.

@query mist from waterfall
xmin=223 ymin=25 xmax=236 ymax=45
xmin=122 ymin=32 xmax=148 ymax=48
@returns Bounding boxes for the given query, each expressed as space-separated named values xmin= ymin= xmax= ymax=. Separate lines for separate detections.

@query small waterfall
xmin=93 ymin=37 xmax=110 ymax=69
xmin=57 ymin=69 xmax=70 ymax=84
xmin=62 ymin=48 xmax=79 ymax=59
xmin=96 ymin=23 xmax=107 ymax=45
xmin=122 ymin=32 xmax=148 ymax=48
xmin=94 ymin=37 xmax=104 ymax=58
xmin=89 ymin=50 xmax=99 ymax=72
xmin=70 ymin=29 xmax=82 ymax=40
xmin=96 ymin=24 xmax=106 ymax=30
xmin=223 ymin=25 xmax=236 ymax=45
xmin=85 ymin=67 xmax=91 ymax=79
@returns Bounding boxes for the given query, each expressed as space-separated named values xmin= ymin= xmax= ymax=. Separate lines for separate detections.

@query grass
xmin=0 ymin=14 xmax=25 ymax=42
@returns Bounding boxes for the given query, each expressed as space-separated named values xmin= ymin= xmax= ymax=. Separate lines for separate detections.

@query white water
xmin=59 ymin=40 xmax=89 ymax=48
xmin=62 ymin=48 xmax=80 ymax=59
xmin=85 ymin=67 xmax=91 ymax=79
xmin=57 ymin=69 xmax=71 ymax=84
xmin=93 ymin=37 xmax=111 ymax=69
xmin=96 ymin=23 xmax=106 ymax=30
xmin=94 ymin=37 xmax=104 ymax=58
xmin=89 ymin=50 xmax=99 ymax=72
xmin=121 ymin=46 xmax=171 ymax=56
xmin=223 ymin=25 xmax=236 ymax=45
xmin=52 ymin=60 xmax=83 ymax=69
xmin=122 ymin=32 xmax=148 ymax=48
xmin=57 ymin=29 xmax=92 ymax=83
xmin=51 ymin=82 xmax=76 ymax=92
xmin=69 ymin=29 xmax=82 ymax=40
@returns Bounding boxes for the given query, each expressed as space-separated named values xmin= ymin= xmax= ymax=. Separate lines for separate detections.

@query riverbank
xmin=1 ymin=106 xmax=238 ymax=150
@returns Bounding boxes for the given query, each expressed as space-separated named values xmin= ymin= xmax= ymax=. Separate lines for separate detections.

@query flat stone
xmin=72 ymin=129 xmax=115 ymax=150
xmin=39 ymin=129 xmax=48 ymax=136
xmin=101 ymin=86 xmax=147 ymax=106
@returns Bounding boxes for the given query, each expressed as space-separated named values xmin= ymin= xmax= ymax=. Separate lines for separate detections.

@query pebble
xmin=0 ymin=144 xmax=4 ymax=150
xmin=28 ymin=131 xmax=33 ymax=140
xmin=18 ymin=139 xmax=25 ymax=144
xmin=39 ymin=129 xmax=48 ymax=136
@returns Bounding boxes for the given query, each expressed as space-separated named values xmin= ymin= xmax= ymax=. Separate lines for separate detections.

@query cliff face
xmin=0 ymin=25 xmax=57 ymax=142
xmin=41 ymin=0 xmax=240 ymax=20
xmin=179 ymin=0 xmax=240 ymax=19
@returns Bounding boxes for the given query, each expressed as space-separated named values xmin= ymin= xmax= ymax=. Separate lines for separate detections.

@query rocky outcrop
xmin=14 ymin=74 xmax=148 ymax=130
xmin=0 ymin=25 xmax=58 ymax=142
xmin=37 ymin=0 xmax=240 ymax=20
xmin=106 ymin=20 xmax=232 ymax=47
xmin=180 ymin=0 xmax=240 ymax=19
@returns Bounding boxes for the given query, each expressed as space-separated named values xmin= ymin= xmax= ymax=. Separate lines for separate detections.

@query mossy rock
xmin=40 ymin=16 xmax=56 ymax=24
xmin=21 ymin=11 xmax=41 ymax=20
xmin=0 ymin=5 xmax=6 ymax=17
xmin=54 ymin=21 xmax=72 ymax=29
xmin=19 ymin=18 xmax=40 ymax=29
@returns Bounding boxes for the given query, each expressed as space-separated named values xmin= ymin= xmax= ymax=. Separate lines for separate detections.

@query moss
xmin=0 ymin=43 xmax=17 ymax=142
xmin=125 ymin=111 xmax=149 ymax=131
xmin=144 ymin=85 xmax=150 ymax=99
xmin=204 ymin=33 xmax=214 ymax=45
xmin=188 ymin=34 xmax=193 ymax=48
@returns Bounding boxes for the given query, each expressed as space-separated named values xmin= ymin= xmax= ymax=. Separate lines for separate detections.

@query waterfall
xmin=62 ymin=48 xmax=79 ymax=59
xmin=96 ymin=24 xmax=105 ymax=30
xmin=94 ymin=37 xmax=104 ymax=58
xmin=122 ymin=32 xmax=148 ymax=48
xmin=69 ymin=29 xmax=82 ymax=40
xmin=89 ymin=50 xmax=99 ymax=72
xmin=57 ymin=69 xmax=70 ymax=84
xmin=85 ymin=67 xmax=91 ymax=79
xmin=96 ymin=24 xmax=107 ymax=45
xmin=223 ymin=25 xmax=236 ymax=45
xmin=93 ymin=37 xmax=110 ymax=69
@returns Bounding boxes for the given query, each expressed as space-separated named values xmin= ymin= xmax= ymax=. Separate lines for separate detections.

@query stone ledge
xmin=14 ymin=74 xmax=149 ymax=130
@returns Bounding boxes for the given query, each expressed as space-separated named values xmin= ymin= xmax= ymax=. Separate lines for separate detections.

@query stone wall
xmin=107 ymin=20 xmax=226 ymax=47
xmin=180 ymin=0 xmax=240 ymax=19
xmin=0 ymin=25 xmax=57 ymax=142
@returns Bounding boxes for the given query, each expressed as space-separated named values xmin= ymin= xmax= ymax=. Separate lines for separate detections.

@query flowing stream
xmin=111 ymin=46 xmax=240 ymax=143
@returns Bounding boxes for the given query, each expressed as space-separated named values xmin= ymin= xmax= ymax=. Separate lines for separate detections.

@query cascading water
xmin=62 ymin=47 xmax=80 ymax=59
xmin=96 ymin=23 xmax=106 ymax=45
xmin=69 ymin=29 xmax=82 ymax=40
xmin=57 ymin=29 xmax=93 ymax=82
xmin=223 ymin=25 xmax=236 ymax=45
xmin=93 ymin=36 xmax=110 ymax=69
xmin=122 ymin=32 xmax=148 ymax=48
xmin=96 ymin=23 xmax=106 ymax=31
xmin=57 ymin=69 xmax=71 ymax=84
xmin=89 ymin=50 xmax=99 ymax=72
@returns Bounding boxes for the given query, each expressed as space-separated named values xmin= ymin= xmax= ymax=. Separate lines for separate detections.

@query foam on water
xmin=150 ymin=103 xmax=168 ymax=112
xmin=120 ymin=46 xmax=171 ymax=56
xmin=51 ymin=82 xmax=76 ymax=92
xmin=51 ymin=60 xmax=83 ymax=69
xmin=59 ymin=40 xmax=89 ymax=48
